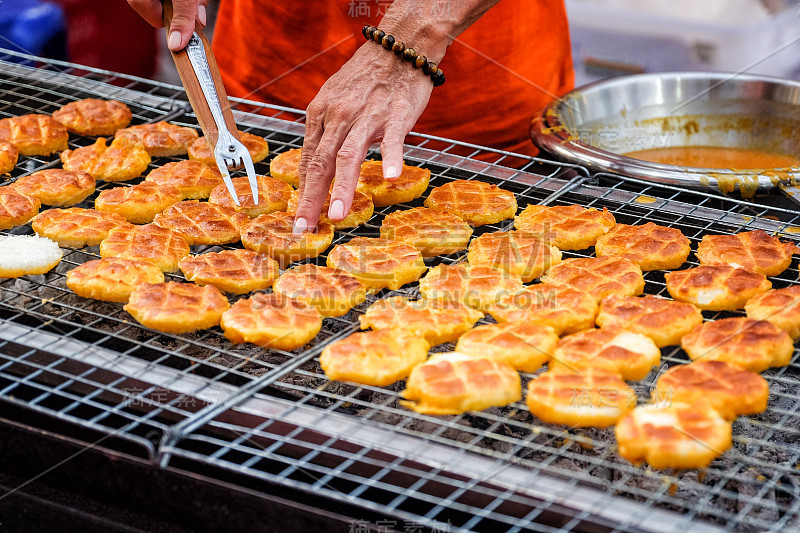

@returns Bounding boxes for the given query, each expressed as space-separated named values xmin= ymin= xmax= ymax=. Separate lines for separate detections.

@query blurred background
xmin=2 ymin=0 xmax=798 ymax=89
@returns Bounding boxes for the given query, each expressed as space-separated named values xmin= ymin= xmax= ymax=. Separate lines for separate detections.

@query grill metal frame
xmin=1 ymin=48 xmax=799 ymax=532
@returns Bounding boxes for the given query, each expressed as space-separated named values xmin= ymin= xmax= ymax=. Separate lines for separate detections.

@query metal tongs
xmin=162 ymin=0 xmax=258 ymax=206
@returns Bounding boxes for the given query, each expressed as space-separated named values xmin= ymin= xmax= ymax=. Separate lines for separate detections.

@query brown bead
xmin=415 ymin=55 xmax=427 ymax=68
xmin=372 ymin=30 xmax=385 ymax=43
xmin=392 ymin=41 xmax=405 ymax=55
xmin=432 ymin=69 xmax=446 ymax=87
xmin=382 ymin=35 xmax=395 ymax=49
xmin=361 ymin=25 xmax=372 ymax=39
xmin=403 ymin=48 xmax=417 ymax=62
xmin=424 ymin=61 xmax=438 ymax=75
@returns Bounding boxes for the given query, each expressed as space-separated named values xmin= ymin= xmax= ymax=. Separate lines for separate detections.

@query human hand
xmin=127 ymin=0 xmax=210 ymax=51
xmin=293 ymin=42 xmax=435 ymax=233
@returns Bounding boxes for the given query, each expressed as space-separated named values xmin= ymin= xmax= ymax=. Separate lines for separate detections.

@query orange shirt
xmin=213 ymin=0 xmax=573 ymax=157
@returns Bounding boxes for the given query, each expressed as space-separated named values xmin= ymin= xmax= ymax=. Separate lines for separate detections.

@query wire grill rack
xmin=1 ymin=48 xmax=799 ymax=532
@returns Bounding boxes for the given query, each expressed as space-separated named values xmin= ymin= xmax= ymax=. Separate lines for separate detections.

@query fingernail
xmin=198 ymin=5 xmax=207 ymax=26
xmin=292 ymin=217 xmax=307 ymax=235
xmin=168 ymin=31 xmax=182 ymax=50
xmin=328 ymin=199 xmax=345 ymax=220
xmin=384 ymin=165 xmax=399 ymax=180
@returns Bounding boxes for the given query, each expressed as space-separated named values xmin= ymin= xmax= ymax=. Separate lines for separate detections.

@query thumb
xmin=166 ymin=0 xmax=199 ymax=51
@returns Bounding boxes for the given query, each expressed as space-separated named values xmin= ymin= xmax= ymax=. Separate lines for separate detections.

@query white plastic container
xmin=566 ymin=0 xmax=800 ymax=86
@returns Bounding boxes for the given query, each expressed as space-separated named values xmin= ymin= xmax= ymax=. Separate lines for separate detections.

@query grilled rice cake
xmin=418 ymin=263 xmax=523 ymax=313
xmin=326 ymin=237 xmax=426 ymax=291
xmin=359 ymin=296 xmax=484 ymax=346
xmin=286 ymin=188 xmax=374 ymax=229
xmin=455 ymin=320 xmax=558 ymax=373
xmin=696 ymin=229 xmax=797 ymax=276
xmin=208 ymin=175 xmax=292 ymax=218
xmin=526 ymin=370 xmax=636 ymax=428
xmin=745 ymin=285 xmax=800 ymax=339
xmin=356 ymin=160 xmax=430 ymax=207
xmin=514 ymin=204 xmax=616 ymax=250
xmin=681 ymin=317 xmax=793 ymax=373
xmin=665 ymin=265 xmax=771 ymax=311
xmin=541 ymin=256 xmax=645 ymax=303
xmin=0 ymin=235 xmax=62 ymax=278
xmin=95 ymin=181 xmax=183 ymax=224
xmin=596 ymin=294 xmax=703 ymax=348
xmin=269 ymin=147 xmax=302 ymax=187
xmin=550 ymin=326 xmax=661 ymax=380
xmin=0 ymin=140 xmax=18 ymax=174
xmin=400 ymin=352 xmax=521 ymax=415
xmin=152 ymin=200 xmax=250 ymax=246
xmin=0 ymin=185 xmax=40 ymax=230
xmin=220 ymin=292 xmax=322 ymax=351
xmin=12 ymin=169 xmax=95 ymax=207
xmin=52 ymin=98 xmax=132 ymax=136
xmin=272 ymin=264 xmax=367 ymax=317
xmin=144 ymin=160 xmax=224 ymax=200
xmin=424 ymin=179 xmax=517 ymax=226
xmin=320 ymin=328 xmax=430 ymax=387
xmin=66 ymin=258 xmax=164 ymax=303
xmin=124 ymin=281 xmax=229 ymax=334
xmin=99 ymin=224 xmax=190 ymax=273
xmin=653 ymin=361 xmax=768 ymax=420
xmin=61 ymin=136 xmax=151 ymax=182
xmin=179 ymin=250 xmax=280 ymax=295
xmin=0 ymin=114 xmax=68 ymax=156
xmin=594 ymin=222 xmax=691 ymax=271
xmin=488 ymin=283 xmax=598 ymax=336
xmin=115 ymin=121 xmax=198 ymax=157
xmin=466 ymin=230 xmax=562 ymax=283
xmin=187 ymin=132 xmax=269 ymax=166
xmin=241 ymin=211 xmax=334 ymax=267
xmin=380 ymin=206 xmax=472 ymax=258
xmin=32 ymin=207 xmax=130 ymax=248
xmin=615 ymin=402 xmax=732 ymax=470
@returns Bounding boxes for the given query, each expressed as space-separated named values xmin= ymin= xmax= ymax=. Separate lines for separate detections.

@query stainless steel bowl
xmin=531 ymin=72 xmax=800 ymax=196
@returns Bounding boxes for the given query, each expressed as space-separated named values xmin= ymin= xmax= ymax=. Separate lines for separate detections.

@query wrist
xmin=376 ymin=5 xmax=454 ymax=62
xmin=362 ymin=25 xmax=445 ymax=87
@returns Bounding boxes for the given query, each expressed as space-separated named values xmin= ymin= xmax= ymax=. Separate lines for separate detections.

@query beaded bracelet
xmin=362 ymin=25 xmax=445 ymax=87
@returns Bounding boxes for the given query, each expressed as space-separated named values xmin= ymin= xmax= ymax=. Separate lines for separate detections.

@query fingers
xmin=329 ymin=128 xmax=373 ymax=221
xmin=166 ymin=0 xmax=200 ymax=51
xmin=198 ymin=0 xmax=210 ymax=26
xmin=380 ymin=122 xmax=407 ymax=181
xmin=127 ymin=0 xmax=165 ymax=28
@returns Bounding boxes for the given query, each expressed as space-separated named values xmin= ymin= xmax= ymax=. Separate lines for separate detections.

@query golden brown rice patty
xmin=0 ymin=185 xmax=40 ymax=230
xmin=665 ymin=265 xmax=771 ymax=311
xmin=269 ymin=147 xmax=302 ymax=187
xmin=12 ymin=169 xmax=95 ymax=207
xmin=514 ymin=204 xmax=616 ymax=250
xmin=61 ymin=136 xmax=151 ymax=182
xmin=326 ymin=236 xmax=426 ymax=291
xmin=594 ymin=222 xmax=691 ymax=271
xmin=144 ymin=160 xmax=224 ymax=200
xmin=359 ymin=296 xmax=484 ymax=346
xmin=152 ymin=200 xmax=250 ymax=246
xmin=320 ymin=328 xmax=430 ymax=387
xmin=615 ymin=401 xmax=732 ymax=470
xmin=380 ymin=206 xmax=472 ymax=258
xmin=220 ymin=292 xmax=322 ymax=351
xmin=488 ymin=283 xmax=598 ymax=336
xmin=124 ymin=282 xmax=229 ymax=334
xmin=400 ymin=352 xmax=521 ymax=415
xmin=115 ymin=121 xmax=198 ymax=157
xmin=541 ymin=256 xmax=645 ymax=303
xmin=681 ymin=317 xmax=793 ymax=373
xmin=0 ymin=114 xmax=68 ymax=156
xmin=208 ymin=175 xmax=293 ymax=218
xmin=455 ymin=320 xmax=558 ymax=373
xmin=745 ymin=285 xmax=800 ymax=340
xmin=424 ymin=179 xmax=517 ymax=226
xmin=596 ymin=294 xmax=703 ymax=348
xmin=0 ymin=140 xmax=18 ymax=174
xmin=653 ymin=361 xmax=769 ymax=420
xmin=418 ymin=263 xmax=522 ymax=313
xmin=272 ymin=263 xmax=367 ymax=317
xmin=178 ymin=250 xmax=280 ymax=295
xmin=241 ymin=211 xmax=334 ymax=267
xmin=94 ymin=181 xmax=183 ymax=224
xmin=286 ymin=188 xmax=374 ymax=229
xmin=696 ymin=229 xmax=797 ymax=276
xmin=99 ymin=224 xmax=190 ymax=273
xmin=526 ymin=370 xmax=637 ymax=428
xmin=52 ymin=98 xmax=132 ymax=136
xmin=66 ymin=258 xmax=164 ymax=303
xmin=466 ymin=230 xmax=562 ymax=282
xmin=356 ymin=160 xmax=430 ymax=207
xmin=31 ymin=207 xmax=130 ymax=248
xmin=187 ymin=132 xmax=269 ymax=166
